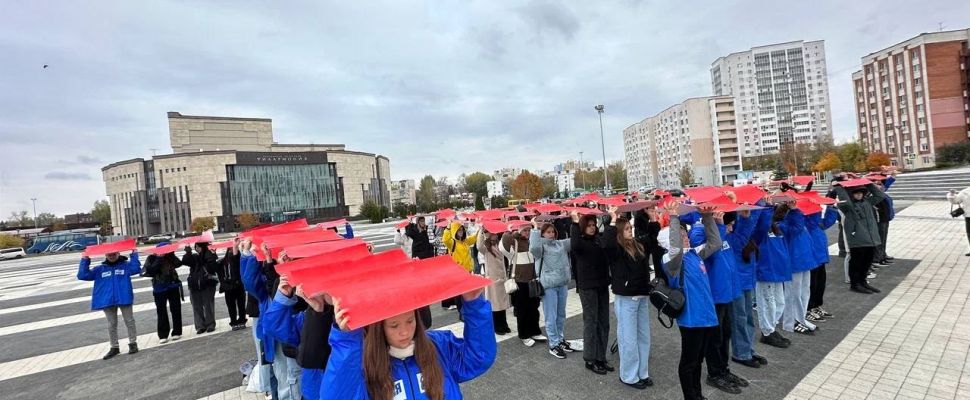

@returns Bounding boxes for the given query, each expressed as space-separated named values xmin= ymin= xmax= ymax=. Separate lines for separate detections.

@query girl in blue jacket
xmin=807 ymin=207 xmax=839 ymax=322
xmin=782 ymin=209 xmax=817 ymax=335
xmin=529 ymin=221 xmax=573 ymax=359
xmin=321 ymin=289 xmax=497 ymax=400
xmin=729 ymin=205 xmax=771 ymax=369
xmin=77 ymin=250 xmax=142 ymax=360
xmin=754 ymin=204 xmax=793 ymax=349
xmin=662 ymin=203 xmax=723 ymax=400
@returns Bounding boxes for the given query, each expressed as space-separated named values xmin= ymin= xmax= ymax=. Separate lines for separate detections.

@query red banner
xmin=283 ymin=239 xmax=368 ymax=260
xmin=295 ymin=249 xmax=412 ymax=296
xmin=82 ymin=239 xmax=136 ymax=257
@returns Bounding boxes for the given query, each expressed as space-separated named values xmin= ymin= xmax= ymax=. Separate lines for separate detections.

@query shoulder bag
xmin=649 ymin=254 xmax=686 ymax=329
xmin=528 ymin=246 xmax=545 ymax=298
xmin=503 ymin=241 xmax=519 ymax=294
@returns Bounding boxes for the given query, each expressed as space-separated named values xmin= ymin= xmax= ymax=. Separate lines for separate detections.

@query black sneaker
xmin=725 ymin=371 xmax=749 ymax=387
xmin=196 ymin=328 xmax=206 ymax=334
xmin=640 ymin=377 xmax=654 ymax=387
xmin=560 ymin=341 xmax=576 ymax=353
xmin=549 ymin=345 xmax=567 ymax=359
xmin=772 ymin=331 xmax=792 ymax=345
xmin=885 ymin=256 xmax=894 ymax=261
xmin=706 ymin=374 xmax=742 ymax=394
xmin=862 ymin=283 xmax=881 ymax=293
xmin=103 ymin=347 xmax=120 ymax=360
xmin=206 ymin=327 xmax=216 ymax=333
xmin=585 ymin=362 xmax=607 ymax=375
xmin=597 ymin=361 xmax=615 ymax=372
xmin=731 ymin=357 xmax=761 ymax=368
xmin=620 ymin=378 xmax=648 ymax=390
xmin=752 ymin=354 xmax=768 ymax=365
xmin=760 ymin=333 xmax=788 ymax=348
xmin=128 ymin=343 xmax=139 ymax=354
xmin=850 ymin=285 xmax=874 ymax=294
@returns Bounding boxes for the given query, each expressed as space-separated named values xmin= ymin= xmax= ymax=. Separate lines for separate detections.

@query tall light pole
xmin=30 ymin=198 xmax=37 ymax=228
xmin=595 ymin=105 xmax=609 ymax=192
xmin=579 ymin=151 xmax=587 ymax=190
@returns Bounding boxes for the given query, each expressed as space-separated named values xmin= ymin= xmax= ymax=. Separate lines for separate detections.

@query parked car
xmin=0 ymin=247 xmax=27 ymax=260
xmin=146 ymin=234 xmax=174 ymax=244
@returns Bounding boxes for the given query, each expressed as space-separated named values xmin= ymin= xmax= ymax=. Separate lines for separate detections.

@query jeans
xmin=808 ymin=264 xmax=827 ymax=309
xmin=224 ymin=286 xmax=248 ymax=326
xmin=542 ymin=285 xmax=568 ymax=348
xmin=511 ymin=282 xmax=542 ymax=339
xmin=250 ymin=317 xmax=272 ymax=393
xmin=705 ymin=303 xmax=732 ymax=377
xmin=755 ymin=281 xmax=786 ymax=336
xmin=102 ymin=305 xmax=137 ymax=348
xmin=614 ymin=295 xmax=651 ymax=384
xmin=679 ymin=326 xmax=716 ymax=400
xmin=579 ymin=288 xmax=610 ymax=363
xmin=783 ymin=271 xmax=812 ymax=331
xmin=848 ymin=246 xmax=875 ymax=287
xmin=873 ymin=221 xmax=890 ymax=262
xmin=731 ymin=289 xmax=756 ymax=361
xmin=189 ymin=286 xmax=217 ymax=331
xmin=273 ymin=341 xmax=302 ymax=400
xmin=153 ymin=288 xmax=182 ymax=339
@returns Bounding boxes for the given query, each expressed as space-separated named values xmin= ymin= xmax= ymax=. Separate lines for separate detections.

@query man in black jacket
xmin=182 ymin=243 xmax=220 ymax=334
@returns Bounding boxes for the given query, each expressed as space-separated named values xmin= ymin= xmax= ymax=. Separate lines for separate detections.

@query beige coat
xmin=477 ymin=232 xmax=510 ymax=311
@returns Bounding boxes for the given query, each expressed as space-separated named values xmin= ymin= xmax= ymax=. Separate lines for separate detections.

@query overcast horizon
xmin=1 ymin=0 xmax=967 ymax=217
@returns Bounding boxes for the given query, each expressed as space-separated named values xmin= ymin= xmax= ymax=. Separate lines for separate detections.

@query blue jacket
xmin=883 ymin=176 xmax=896 ymax=221
xmin=240 ymin=253 xmax=279 ymax=363
xmin=756 ymin=208 xmax=792 ymax=283
xmin=688 ymin=223 xmax=737 ymax=304
xmin=321 ymin=295 xmax=497 ymax=400
xmin=529 ymin=230 xmax=572 ymax=289
xmin=785 ymin=210 xmax=816 ymax=273
xmin=341 ymin=223 xmax=355 ymax=239
xmin=807 ymin=208 xmax=838 ymax=266
xmin=265 ymin=292 xmax=324 ymax=400
xmin=77 ymin=253 xmax=141 ymax=310
xmin=663 ymin=215 xmax=719 ymax=328
xmin=725 ymin=211 xmax=758 ymax=293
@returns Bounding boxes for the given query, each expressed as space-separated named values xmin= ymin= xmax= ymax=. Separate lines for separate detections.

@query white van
xmin=0 ymin=247 xmax=27 ymax=260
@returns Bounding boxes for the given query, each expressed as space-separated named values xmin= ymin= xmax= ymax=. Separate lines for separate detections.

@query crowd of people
xmin=75 ymin=170 xmax=911 ymax=400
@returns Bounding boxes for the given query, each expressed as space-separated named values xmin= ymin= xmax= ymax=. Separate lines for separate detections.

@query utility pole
xmin=30 ymin=198 xmax=37 ymax=228
xmin=149 ymin=148 xmax=158 ymax=156
xmin=579 ymin=151 xmax=587 ymax=190
xmin=595 ymin=105 xmax=609 ymax=192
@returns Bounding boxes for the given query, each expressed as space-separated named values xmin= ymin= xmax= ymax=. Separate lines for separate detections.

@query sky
xmin=1 ymin=0 xmax=967 ymax=217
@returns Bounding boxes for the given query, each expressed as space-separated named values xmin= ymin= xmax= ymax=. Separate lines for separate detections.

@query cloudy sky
xmin=1 ymin=0 xmax=966 ymax=217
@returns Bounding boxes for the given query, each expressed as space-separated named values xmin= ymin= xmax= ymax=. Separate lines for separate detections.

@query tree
xmin=474 ymin=195 xmax=485 ymax=211
xmin=510 ymin=171 xmax=543 ymax=200
xmin=490 ymin=196 xmax=508 ymax=209
xmin=35 ymin=212 xmax=59 ymax=227
xmin=677 ymin=165 xmax=695 ymax=187
xmin=462 ymin=172 xmax=492 ymax=199
xmin=0 ymin=234 xmax=24 ymax=248
xmin=936 ymin=142 xmax=970 ymax=167
xmin=771 ymin=164 xmax=789 ymax=180
xmin=191 ymin=217 xmax=215 ymax=233
xmin=91 ymin=200 xmax=112 ymax=235
xmin=360 ymin=200 xmax=389 ymax=223
xmin=606 ymin=161 xmax=628 ymax=191
xmin=6 ymin=211 xmax=32 ymax=228
xmin=51 ymin=222 xmax=68 ymax=232
xmin=741 ymin=155 xmax=780 ymax=172
xmin=540 ymin=176 xmax=558 ymax=199
xmin=813 ymin=152 xmax=842 ymax=172
xmin=236 ymin=212 xmax=260 ymax=230
xmin=866 ymin=152 xmax=892 ymax=171
xmin=837 ymin=142 xmax=868 ymax=172
xmin=416 ymin=175 xmax=437 ymax=212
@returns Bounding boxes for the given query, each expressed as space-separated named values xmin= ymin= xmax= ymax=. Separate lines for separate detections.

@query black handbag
xmin=528 ymin=247 xmax=545 ymax=298
xmin=649 ymin=256 xmax=686 ymax=329
xmin=951 ymin=205 xmax=965 ymax=218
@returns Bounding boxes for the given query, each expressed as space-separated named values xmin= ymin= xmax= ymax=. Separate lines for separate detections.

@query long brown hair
xmin=614 ymin=218 xmax=644 ymax=258
xmin=484 ymin=232 xmax=501 ymax=257
xmin=579 ymin=214 xmax=598 ymax=237
xmin=363 ymin=310 xmax=445 ymax=400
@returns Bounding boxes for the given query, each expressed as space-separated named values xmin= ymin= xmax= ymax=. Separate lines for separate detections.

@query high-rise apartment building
xmin=623 ymin=96 xmax=740 ymax=189
xmin=852 ymin=29 xmax=970 ymax=168
xmin=711 ymin=40 xmax=832 ymax=156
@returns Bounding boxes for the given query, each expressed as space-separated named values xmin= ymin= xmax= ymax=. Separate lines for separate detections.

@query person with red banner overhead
xmin=441 ymin=221 xmax=478 ymax=312
xmin=602 ymin=205 xmax=653 ymax=389
xmin=76 ymin=239 xmax=141 ymax=360
xmin=499 ymin=222 xmax=547 ymax=347
xmin=832 ymin=178 xmax=887 ymax=294
xmin=870 ymin=169 xmax=897 ymax=269
xmin=568 ymin=210 xmax=613 ymax=376
xmin=660 ymin=202 xmax=724 ymax=400
xmin=218 ymin=241 xmax=248 ymax=331
xmin=394 ymin=220 xmax=413 ymax=258
xmin=806 ymin=203 xmax=839 ymax=323
xmin=143 ymin=243 xmax=184 ymax=344
xmin=181 ymin=241 xmax=221 ymax=334
xmin=754 ymin=202 xmax=794 ymax=350
xmin=476 ymin=221 xmax=512 ymax=335
xmin=405 ymin=216 xmax=435 ymax=259
xmin=780 ymin=203 xmax=819 ymax=336
xmin=529 ymin=218 xmax=573 ymax=360
xmin=725 ymin=200 xmax=771 ymax=370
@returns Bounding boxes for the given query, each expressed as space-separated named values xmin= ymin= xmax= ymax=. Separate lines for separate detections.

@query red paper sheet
xmin=534 ymin=204 xmax=564 ymax=213
xmin=318 ymin=219 xmax=348 ymax=230
xmin=475 ymin=209 xmax=507 ymax=220
xmin=325 ymin=256 xmax=493 ymax=330
xmin=481 ymin=220 xmax=509 ymax=234
xmin=795 ymin=199 xmax=823 ymax=215
xmin=616 ymin=200 xmax=657 ymax=213
xmin=683 ymin=187 xmax=723 ymax=203
xmin=145 ymin=243 xmax=181 ymax=255
xmin=507 ymin=220 xmax=532 ymax=231
xmin=395 ymin=220 xmax=409 ymax=229
xmin=703 ymin=196 xmax=739 ymax=212
xmin=596 ymin=197 xmax=628 ymax=207
xmin=733 ymin=204 xmax=767 ymax=211
xmin=791 ymin=176 xmax=815 ymax=186
xmin=209 ymin=240 xmax=236 ymax=251
xmin=800 ymin=191 xmax=838 ymax=205
xmin=562 ymin=206 xmax=605 ymax=215
xmin=275 ymin=245 xmax=375 ymax=277
xmin=296 ymin=249 xmax=412 ymax=296
xmin=534 ymin=214 xmax=569 ymax=222
xmin=241 ymin=219 xmax=309 ymax=238
xmin=82 ymin=239 xmax=136 ymax=257
xmin=837 ymin=178 xmax=873 ymax=188
xmin=178 ymin=231 xmax=215 ymax=246
xmin=503 ymin=211 xmax=534 ymax=220
xmin=435 ymin=209 xmax=457 ymax=220
xmin=865 ymin=173 xmax=889 ymax=181
xmin=284 ymin=239 xmax=368 ymax=260
xmin=728 ymin=185 xmax=768 ymax=205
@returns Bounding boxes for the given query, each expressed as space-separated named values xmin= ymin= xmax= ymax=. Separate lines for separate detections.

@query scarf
xmin=388 ymin=342 xmax=415 ymax=360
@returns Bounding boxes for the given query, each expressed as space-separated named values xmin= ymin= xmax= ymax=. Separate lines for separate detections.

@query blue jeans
xmin=731 ymin=289 xmax=756 ymax=361
xmin=541 ymin=285 xmax=568 ymax=348
xmin=614 ymin=295 xmax=651 ymax=384
xmin=273 ymin=341 xmax=302 ymax=400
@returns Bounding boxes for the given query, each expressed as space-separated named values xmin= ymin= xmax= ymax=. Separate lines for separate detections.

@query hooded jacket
xmin=756 ymin=206 xmax=793 ymax=283
xmin=265 ymin=291 xmax=334 ymax=400
xmin=807 ymin=208 xmax=838 ymax=266
xmin=569 ymin=222 xmax=610 ymax=290
xmin=785 ymin=209 xmax=816 ymax=273
xmin=77 ymin=253 xmax=141 ymax=310
xmin=692 ymin=211 xmax=757 ymax=303
xmin=443 ymin=221 xmax=478 ymax=272
xmin=730 ymin=209 xmax=767 ymax=292
xmin=321 ymin=295 xmax=497 ymax=400
xmin=529 ymin=229 xmax=572 ymax=289
xmin=143 ymin=252 xmax=182 ymax=293
xmin=241 ymin=253 xmax=280 ymax=363
xmin=834 ymin=184 xmax=886 ymax=248
xmin=663 ymin=214 xmax=720 ymax=328
xmin=182 ymin=248 xmax=220 ymax=292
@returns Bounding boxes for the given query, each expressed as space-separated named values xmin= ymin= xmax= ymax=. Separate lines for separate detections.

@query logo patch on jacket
xmin=393 ymin=380 xmax=406 ymax=399
xmin=101 ymin=271 xmax=112 ymax=278
xmin=114 ymin=269 xmax=126 ymax=276
xmin=699 ymin=260 xmax=707 ymax=274
xmin=417 ymin=373 xmax=425 ymax=393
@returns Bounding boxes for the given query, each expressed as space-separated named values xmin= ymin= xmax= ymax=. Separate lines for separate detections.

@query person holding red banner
xmin=442 ymin=221 xmax=478 ymax=311
xmin=322 ymin=288 xmax=496 ymax=400
xmin=405 ymin=217 xmax=435 ymax=259
xmin=570 ymin=211 xmax=614 ymax=376
xmin=754 ymin=204 xmax=794 ymax=349
xmin=182 ymin=242 xmax=221 ymax=334
xmin=143 ymin=244 xmax=184 ymax=343
xmin=476 ymin=225 xmax=512 ymax=335
xmin=500 ymin=224 xmax=547 ymax=347
xmin=77 ymin=248 xmax=142 ymax=360
xmin=780 ymin=207 xmax=818 ymax=336
xmin=264 ymin=275 xmax=333 ymax=400
xmin=530 ymin=220 xmax=573 ymax=360
xmin=805 ymin=205 xmax=839 ymax=323
xmin=218 ymin=242 xmax=248 ymax=331
xmin=832 ymin=180 xmax=886 ymax=294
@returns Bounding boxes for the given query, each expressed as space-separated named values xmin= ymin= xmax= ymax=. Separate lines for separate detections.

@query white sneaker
xmin=447 ymin=305 xmax=457 ymax=310
xmin=867 ymin=272 xmax=877 ymax=279
xmin=522 ymin=338 xmax=536 ymax=347
xmin=531 ymin=335 xmax=548 ymax=342
xmin=159 ymin=338 xmax=169 ymax=344
xmin=171 ymin=335 xmax=181 ymax=341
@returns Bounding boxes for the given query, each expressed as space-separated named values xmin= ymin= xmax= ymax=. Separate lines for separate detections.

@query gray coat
xmin=834 ymin=183 xmax=886 ymax=248
xmin=529 ymin=230 xmax=572 ymax=289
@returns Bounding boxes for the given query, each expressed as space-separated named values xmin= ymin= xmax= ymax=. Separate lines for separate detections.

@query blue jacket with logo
xmin=321 ymin=295 xmax=497 ymax=400
xmin=724 ymin=211 xmax=759 ymax=293
xmin=688 ymin=222 xmax=741 ymax=304
xmin=785 ymin=209 xmax=816 ymax=273
xmin=807 ymin=208 xmax=838 ymax=266
xmin=756 ymin=207 xmax=793 ymax=283
xmin=663 ymin=215 xmax=719 ymax=328
xmin=77 ymin=253 xmax=141 ymax=310
xmin=265 ymin=291 xmax=325 ymax=400
xmin=240 ymin=253 xmax=280 ymax=363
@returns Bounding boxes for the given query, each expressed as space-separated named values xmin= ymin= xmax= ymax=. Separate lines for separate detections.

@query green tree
xmin=936 ymin=142 xmax=970 ymax=167
xmin=462 ymin=172 xmax=492 ymax=199
xmin=511 ymin=171 xmax=543 ymax=201
xmin=677 ymin=165 xmax=695 ymax=187
xmin=606 ymin=161 xmax=628 ymax=191
xmin=838 ymin=142 xmax=868 ymax=172
xmin=91 ymin=200 xmax=112 ymax=235
xmin=541 ymin=176 xmax=558 ymax=198
xmin=360 ymin=200 xmax=389 ymax=223
xmin=190 ymin=217 xmax=215 ymax=233
xmin=771 ymin=165 xmax=790 ymax=180
xmin=35 ymin=212 xmax=60 ymax=227
xmin=416 ymin=175 xmax=437 ymax=212
xmin=474 ymin=195 xmax=485 ymax=211
xmin=490 ymin=196 xmax=509 ymax=209
xmin=7 ymin=211 xmax=32 ymax=227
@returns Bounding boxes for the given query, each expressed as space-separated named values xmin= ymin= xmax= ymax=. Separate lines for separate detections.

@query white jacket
xmin=394 ymin=230 xmax=413 ymax=257
xmin=947 ymin=187 xmax=970 ymax=219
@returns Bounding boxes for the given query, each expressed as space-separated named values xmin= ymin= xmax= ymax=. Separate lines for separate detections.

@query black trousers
xmin=848 ymin=246 xmax=875 ymax=287
xmin=964 ymin=218 xmax=970 ymax=249
xmin=837 ymin=221 xmax=846 ymax=255
xmin=511 ymin=281 xmax=542 ymax=339
xmin=153 ymin=287 xmax=182 ymax=339
xmin=578 ymin=287 xmax=610 ymax=363
xmin=492 ymin=310 xmax=511 ymax=333
xmin=679 ymin=326 xmax=716 ymax=400
xmin=705 ymin=303 xmax=732 ymax=377
xmin=224 ymin=286 xmax=247 ymax=325
xmin=873 ymin=221 xmax=890 ymax=262
xmin=808 ymin=264 xmax=827 ymax=309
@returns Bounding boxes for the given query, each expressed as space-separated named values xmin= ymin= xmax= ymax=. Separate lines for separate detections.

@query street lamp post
xmin=579 ymin=151 xmax=587 ymax=190
xmin=595 ymin=105 xmax=609 ymax=192
xmin=30 ymin=198 xmax=37 ymax=228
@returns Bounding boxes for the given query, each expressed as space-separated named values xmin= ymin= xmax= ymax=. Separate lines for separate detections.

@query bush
xmin=235 ymin=212 xmax=261 ymax=230
xmin=360 ymin=200 xmax=389 ymax=223
xmin=936 ymin=142 xmax=970 ymax=166
xmin=190 ymin=217 xmax=215 ymax=233
xmin=0 ymin=234 xmax=25 ymax=249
